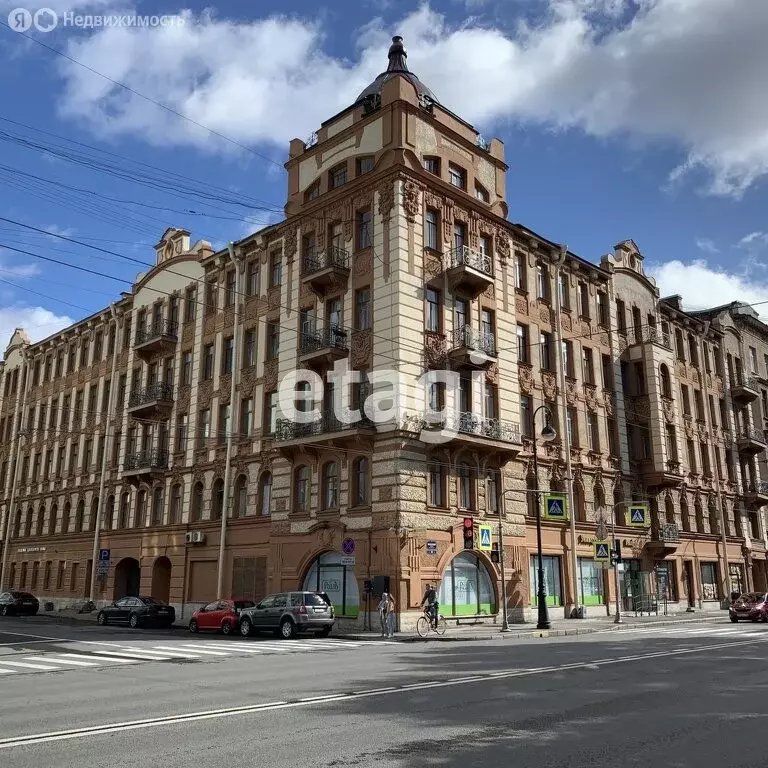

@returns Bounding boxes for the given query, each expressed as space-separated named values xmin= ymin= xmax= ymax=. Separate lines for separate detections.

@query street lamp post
xmin=532 ymin=404 xmax=557 ymax=630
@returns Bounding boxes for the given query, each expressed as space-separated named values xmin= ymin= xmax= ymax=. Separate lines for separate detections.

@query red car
xmin=729 ymin=592 xmax=768 ymax=623
xmin=189 ymin=599 xmax=255 ymax=635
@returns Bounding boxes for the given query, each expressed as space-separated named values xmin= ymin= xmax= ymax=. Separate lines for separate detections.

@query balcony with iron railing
xmin=444 ymin=246 xmax=494 ymax=298
xmin=732 ymin=374 xmax=760 ymax=403
xmin=736 ymin=428 xmax=766 ymax=455
xmin=274 ymin=409 xmax=374 ymax=450
xmin=298 ymin=325 xmax=349 ymax=368
xmin=745 ymin=480 xmax=768 ymax=506
xmin=420 ymin=409 xmax=521 ymax=454
xmin=630 ymin=326 xmax=672 ymax=350
xmin=646 ymin=521 xmax=680 ymax=553
xmin=447 ymin=326 xmax=497 ymax=369
xmin=134 ymin=318 xmax=178 ymax=356
xmin=301 ymin=247 xmax=350 ymax=293
xmin=123 ymin=448 xmax=169 ymax=484
xmin=127 ymin=381 xmax=174 ymax=419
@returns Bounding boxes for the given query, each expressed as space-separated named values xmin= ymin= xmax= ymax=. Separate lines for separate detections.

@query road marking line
xmin=0 ymin=630 xmax=65 ymax=641
xmin=148 ymin=646 xmax=211 ymax=658
xmin=77 ymin=649 xmax=169 ymax=662
xmin=2 ymin=637 xmax=765 ymax=749
xmin=168 ymin=645 xmax=230 ymax=656
xmin=0 ymin=668 xmax=13 ymax=673
xmin=200 ymin=643 xmax=269 ymax=653
xmin=0 ymin=659 xmax=61 ymax=671
xmin=57 ymin=653 xmax=135 ymax=664
xmin=26 ymin=656 xmax=99 ymax=667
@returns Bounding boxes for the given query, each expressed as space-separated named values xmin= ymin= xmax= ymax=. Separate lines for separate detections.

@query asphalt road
xmin=1 ymin=615 xmax=767 ymax=767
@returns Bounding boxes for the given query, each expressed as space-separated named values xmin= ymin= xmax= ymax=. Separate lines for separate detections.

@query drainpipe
xmin=0 ymin=350 xmax=30 ymax=590
xmin=216 ymin=243 xmax=241 ymax=600
xmin=552 ymin=244 xmax=580 ymax=617
xmin=89 ymin=305 xmax=121 ymax=603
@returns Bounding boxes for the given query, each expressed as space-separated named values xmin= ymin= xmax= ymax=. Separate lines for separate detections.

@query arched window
xmin=573 ymin=483 xmax=585 ymax=522
xmin=23 ymin=505 xmax=33 ymax=537
xmin=75 ymin=500 xmax=85 ymax=532
xmin=61 ymin=502 xmax=71 ymax=533
xmin=303 ymin=552 xmax=360 ymax=617
xmin=294 ymin=466 xmax=310 ymax=512
xmin=486 ymin=472 xmax=499 ymax=515
xmin=105 ymin=496 xmax=115 ymax=530
xmin=36 ymin=504 xmax=45 ymax=536
xmin=458 ymin=462 xmax=474 ymax=510
xmin=665 ymin=495 xmax=675 ymax=524
xmin=212 ymin=478 xmax=225 ymax=519
xmin=152 ymin=486 xmax=164 ymax=526
xmin=234 ymin=475 xmax=247 ymax=518
xmin=258 ymin=472 xmax=272 ymax=516
xmin=526 ymin=474 xmax=537 ymax=517
xmin=694 ymin=498 xmax=705 ymax=532
xmin=89 ymin=496 xmax=99 ymax=531
xmin=708 ymin=497 xmax=720 ymax=535
xmin=353 ymin=457 xmax=370 ymax=507
xmin=12 ymin=505 xmax=21 ymax=538
xmin=439 ymin=552 xmax=497 ymax=617
xmin=48 ymin=504 xmax=57 ymax=536
xmin=169 ymin=484 xmax=182 ymax=524
xmin=118 ymin=493 xmax=129 ymax=529
xmin=660 ymin=364 xmax=672 ymax=398
xmin=322 ymin=462 xmax=339 ymax=509
xmin=135 ymin=489 xmax=147 ymax=528
xmin=594 ymin=485 xmax=605 ymax=515
xmin=680 ymin=494 xmax=691 ymax=532
xmin=191 ymin=482 xmax=204 ymax=521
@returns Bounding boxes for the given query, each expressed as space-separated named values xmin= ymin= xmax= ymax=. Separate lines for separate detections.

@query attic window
xmin=475 ymin=183 xmax=489 ymax=203
xmin=305 ymin=181 xmax=320 ymax=202
xmin=357 ymin=156 xmax=375 ymax=176
xmin=329 ymin=164 xmax=347 ymax=189
xmin=423 ymin=157 xmax=440 ymax=175
xmin=449 ymin=164 xmax=466 ymax=190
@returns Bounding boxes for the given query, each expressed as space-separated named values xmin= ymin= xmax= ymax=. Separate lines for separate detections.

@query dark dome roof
xmin=356 ymin=36 xmax=439 ymax=105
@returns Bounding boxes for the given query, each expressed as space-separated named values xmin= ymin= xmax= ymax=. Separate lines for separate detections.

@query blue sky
xmin=1 ymin=0 xmax=767 ymax=349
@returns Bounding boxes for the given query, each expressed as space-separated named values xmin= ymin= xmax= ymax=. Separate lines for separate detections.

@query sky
xmin=1 ymin=0 xmax=767 ymax=350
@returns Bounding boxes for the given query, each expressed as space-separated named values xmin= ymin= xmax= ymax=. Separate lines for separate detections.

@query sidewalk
xmin=340 ymin=612 xmax=727 ymax=643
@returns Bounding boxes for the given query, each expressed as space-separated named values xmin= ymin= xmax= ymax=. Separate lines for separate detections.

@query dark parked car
xmin=0 ymin=591 xmax=39 ymax=616
xmin=729 ymin=592 xmax=768 ymax=623
xmin=238 ymin=591 xmax=335 ymax=639
xmin=189 ymin=599 xmax=255 ymax=635
xmin=97 ymin=596 xmax=175 ymax=628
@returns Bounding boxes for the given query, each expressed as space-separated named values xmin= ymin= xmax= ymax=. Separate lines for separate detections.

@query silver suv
xmin=238 ymin=591 xmax=335 ymax=639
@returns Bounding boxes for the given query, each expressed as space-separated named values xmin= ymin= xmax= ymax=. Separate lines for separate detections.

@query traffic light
xmin=463 ymin=517 xmax=475 ymax=550
xmin=490 ymin=542 xmax=500 ymax=564
xmin=610 ymin=540 xmax=622 ymax=566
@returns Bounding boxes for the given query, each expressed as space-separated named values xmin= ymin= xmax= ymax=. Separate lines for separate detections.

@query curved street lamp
xmin=532 ymin=404 xmax=557 ymax=630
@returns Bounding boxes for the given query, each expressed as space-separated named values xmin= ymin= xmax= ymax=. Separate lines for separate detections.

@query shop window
xmin=530 ymin=555 xmax=563 ymax=606
xmin=302 ymin=552 xmax=360 ymax=618
xmin=438 ymin=552 xmax=497 ymax=617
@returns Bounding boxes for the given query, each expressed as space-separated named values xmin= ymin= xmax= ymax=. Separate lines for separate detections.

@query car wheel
xmin=240 ymin=618 xmax=253 ymax=637
xmin=280 ymin=618 xmax=296 ymax=640
xmin=97 ymin=612 xmax=107 ymax=626
xmin=730 ymin=616 xmax=739 ymax=623
xmin=315 ymin=627 xmax=332 ymax=638
xmin=129 ymin=613 xmax=140 ymax=629
xmin=0 ymin=605 xmax=7 ymax=617
xmin=188 ymin=619 xmax=199 ymax=633
xmin=221 ymin=621 xmax=233 ymax=636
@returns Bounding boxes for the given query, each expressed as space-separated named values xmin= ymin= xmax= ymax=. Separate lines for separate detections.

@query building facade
xmin=0 ymin=37 xmax=766 ymax=628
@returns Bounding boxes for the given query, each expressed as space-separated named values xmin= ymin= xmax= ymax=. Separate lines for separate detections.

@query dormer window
xmin=475 ymin=183 xmax=489 ymax=203
xmin=423 ymin=157 xmax=440 ymax=175
xmin=449 ymin=164 xmax=466 ymax=190
xmin=357 ymin=156 xmax=375 ymax=176
xmin=305 ymin=181 xmax=320 ymax=202
xmin=329 ymin=164 xmax=347 ymax=190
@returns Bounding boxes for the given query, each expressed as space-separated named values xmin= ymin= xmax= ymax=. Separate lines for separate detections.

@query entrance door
xmin=684 ymin=560 xmax=695 ymax=608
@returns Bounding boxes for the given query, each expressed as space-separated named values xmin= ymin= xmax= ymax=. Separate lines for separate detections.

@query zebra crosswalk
xmin=606 ymin=621 xmax=768 ymax=640
xmin=0 ymin=637 xmax=367 ymax=677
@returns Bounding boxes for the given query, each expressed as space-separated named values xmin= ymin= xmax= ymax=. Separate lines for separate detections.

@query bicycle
xmin=416 ymin=608 xmax=447 ymax=638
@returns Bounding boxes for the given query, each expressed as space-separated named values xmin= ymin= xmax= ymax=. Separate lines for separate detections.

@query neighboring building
xmin=0 ymin=37 xmax=764 ymax=627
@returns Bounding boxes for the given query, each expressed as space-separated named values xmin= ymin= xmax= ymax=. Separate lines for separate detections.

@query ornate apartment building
xmin=0 ymin=37 xmax=766 ymax=627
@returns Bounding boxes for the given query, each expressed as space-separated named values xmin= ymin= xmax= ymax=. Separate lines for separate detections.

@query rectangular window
xmin=694 ymin=390 xmax=705 ymax=421
xmin=205 ymin=279 xmax=218 ymax=316
xmin=536 ymin=262 xmax=550 ymax=301
xmin=202 ymin=343 xmax=214 ymax=381
xmin=578 ymin=558 xmax=605 ymax=606
xmin=329 ymin=164 xmax=347 ymax=189
xmin=750 ymin=346 xmax=758 ymax=373
xmin=687 ymin=439 xmax=697 ymax=473
xmin=562 ymin=340 xmax=574 ymax=378
xmin=515 ymin=253 xmax=527 ymax=292
xmin=597 ymin=292 xmax=609 ymax=327
xmin=566 ymin=407 xmax=578 ymax=447
xmin=425 ymin=209 xmax=439 ymax=250
xmin=243 ymin=330 xmax=256 ymax=368
xmin=240 ymin=398 xmax=254 ymax=438
xmin=185 ymin=286 xmax=197 ymax=321
xmin=423 ymin=157 xmax=440 ymax=175
xmin=246 ymin=261 xmax=260 ymax=297
xmin=681 ymin=385 xmax=691 ymax=416
xmin=587 ymin=413 xmax=599 ymax=452
xmin=475 ymin=184 xmax=490 ymax=203
xmin=579 ymin=282 xmax=590 ymax=319
xmin=665 ymin=424 xmax=678 ymax=462
xmin=700 ymin=562 xmax=719 ymax=601
xmin=540 ymin=332 xmax=552 ymax=370
xmin=517 ymin=324 xmax=530 ymax=364
xmin=269 ymin=253 xmax=282 ymax=287
xmin=530 ymin=555 xmax=563 ymax=607
xmin=607 ymin=418 xmax=617 ymax=456
xmin=616 ymin=299 xmax=627 ymax=335
xmin=222 ymin=336 xmax=234 ymax=375
xmin=266 ymin=322 xmax=280 ymax=360
xmin=484 ymin=383 xmax=497 ymax=420
xmin=180 ymin=351 xmax=191 ymax=386
xmin=453 ymin=221 xmax=466 ymax=252
xmin=218 ymin=403 xmax=230 ymax=445
xmin=448 ymin=164 xmax=466 ymax=189
xmin=558 ymin=273 xmax=569 ymax=310
xmin=357 ymin=156 xmax=374 ymax=175
xmin=701 ymin=442 xmax=711 ymax=475
xmin=198 ymin=409 xmax=211 ymax=447
xmin=355 ymin=288 xmax=371 ymax=331
xmin=266 ymin=392 xmax=278 ymax=435
xmin=429 ymin=463 xmax=445 ymax=507
xmin=176 ymin=414 xmax=188 ymax=452
xmin=225 ymin=271 xmax=236 ymax=307
xmin=520 ymin=395 xmax=532 ymax=438
xmin=582 ymin=347 xmax=595 ymax=384
xmin=426 ymin=288 xmax=441 ymax=333
xmin=169 ymin=297 xmax=179 ymax=328
xmin=357 ymin=209 xmax=372 ymax=250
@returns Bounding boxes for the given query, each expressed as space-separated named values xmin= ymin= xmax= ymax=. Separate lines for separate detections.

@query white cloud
xmin=0 ymin=257 xmax=40 ymax=278
xmin=0 ymin=306 xmax=73 ymax=355
xmin=37 ymin=1 xmax=768 ymax=197
xmin=738 ymin=232 xmax=768 ymax=249
xmin=648 ymin=260 xmax=768 ymax=320
xmin=695 ymin=238 xmax=719 ymax=255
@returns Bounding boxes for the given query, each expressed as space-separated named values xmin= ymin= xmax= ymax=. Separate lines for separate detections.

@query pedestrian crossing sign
xmin=593 ymin=541 xmax=611 ymax=562
xmin=626 ymin=504 xmax=649 ymax=528
xmin=478 ymin=524 xmax=493 ymax=551
xmin=543 ymin=493 xmax=568 ymax=521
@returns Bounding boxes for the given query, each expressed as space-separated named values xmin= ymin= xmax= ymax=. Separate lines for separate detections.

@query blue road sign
xmin=543 ymin=494 xmax=568 ymax=520
xmin=594 ymin=542 xmax=610 ymax=561
xmin=98 ymin=548 xmax=110 ymax=562
xmin=479 ymin=526 xmax=492 ymax=550
xmin=626 ymin=505 xmax=649 ymax=527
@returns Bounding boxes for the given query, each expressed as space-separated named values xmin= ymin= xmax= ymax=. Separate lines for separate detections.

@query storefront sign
xmin=17 ymin=546 xmax=46 ymax=553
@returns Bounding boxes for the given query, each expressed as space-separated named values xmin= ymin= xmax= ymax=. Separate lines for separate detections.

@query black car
xmin=97 ymin=596 xmax=175 ymax=628
xmin=0 ymin=591 xmax=40 ymax=616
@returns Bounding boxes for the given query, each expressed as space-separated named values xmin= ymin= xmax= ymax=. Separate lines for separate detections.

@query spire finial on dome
xmin=386 ymin=35 xmax=409 ymax=73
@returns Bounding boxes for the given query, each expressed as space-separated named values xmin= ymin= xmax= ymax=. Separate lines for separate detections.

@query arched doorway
xmin=151 ymin=557 xmax=172 ymax=603
xmin=302 ymin=552 xmax=359 ymax=618
xmin=113 ymin=557 xmax=140 ymax=600
xmin=439 ymin=551 xmax=497 ymax=617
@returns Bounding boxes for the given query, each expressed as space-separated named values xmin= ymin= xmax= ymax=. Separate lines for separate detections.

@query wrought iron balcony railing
xmin=274 ymin=410 xmax=372 ymax=442
xmin=733 ymin=374 xmax=761 ymax=392
xmin=451 ymin=326 xmax=497 ymax=357
xmin=747 ymin=481 xmax=768 ymax=495
xmin=135 ymin=318 xmax=178 ymax=346
xmin=299 ymin=326 xmax=349 ymax=355
xmin=653 ymin=523 xmax=680 ymax=543
xmin=738 ymin=428 xmax=766 ymax=444
xmin=424 ymin=410 xmax=520 ymax=443
xmin=128 ymin=382 xmax=174 ymax=408
xmin=447 ymin=246 xmax=492 ymax=276
xmin=123 ymin=449 xmax=169 ymax=472
xmin=302 ymin=247 xmax=349 ymax=276
xmin=633 ymin=326 xmax=671 ymax=349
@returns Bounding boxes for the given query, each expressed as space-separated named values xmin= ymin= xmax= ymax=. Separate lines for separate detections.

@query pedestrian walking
xmin=377 ymin=592 xmax=396 ymax=638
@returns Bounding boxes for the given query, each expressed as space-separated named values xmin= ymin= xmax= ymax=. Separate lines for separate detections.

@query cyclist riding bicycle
xmin=420 ymin=583 xmax=439 ymax=628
